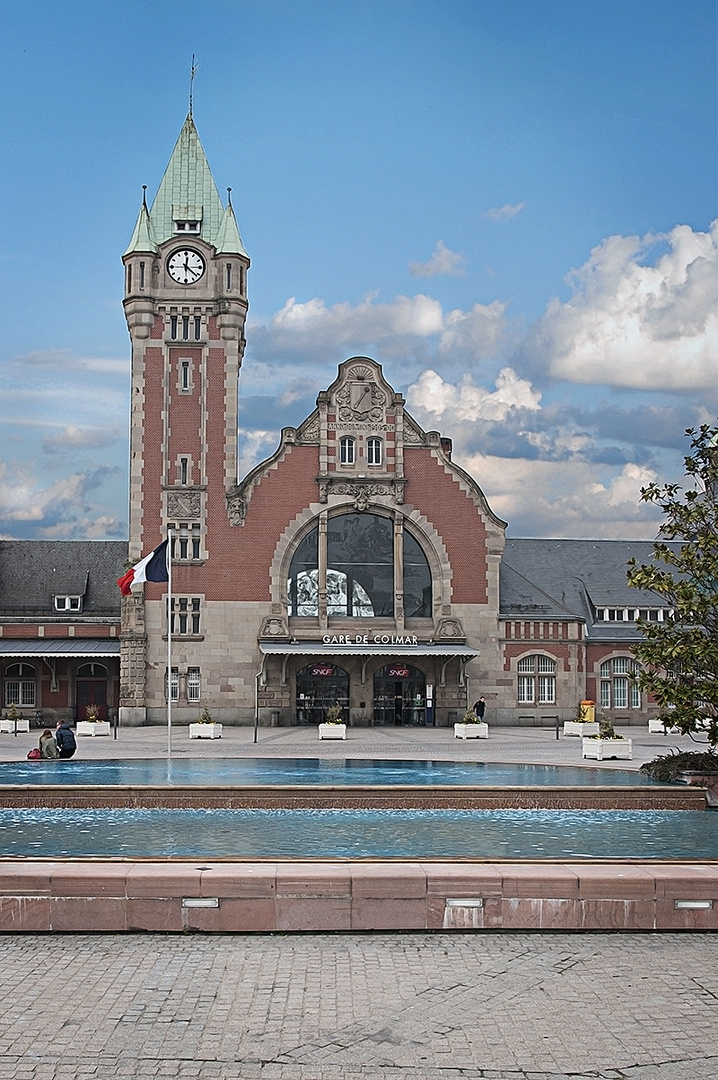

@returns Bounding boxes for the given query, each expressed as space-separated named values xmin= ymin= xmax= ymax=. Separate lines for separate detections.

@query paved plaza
xmin=0 ymin=717 xmax=705 ymax=768
xmin=1 ymin=930 xmax=717 ymax=1080
xmin=1 ymin=722 xmax=716 ymax=1079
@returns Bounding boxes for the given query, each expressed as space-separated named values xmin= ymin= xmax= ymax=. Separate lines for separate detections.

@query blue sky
xmin=1 ymin=0 xmax=716 ymax=540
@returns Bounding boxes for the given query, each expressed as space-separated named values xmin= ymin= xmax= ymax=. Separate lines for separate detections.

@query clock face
xmin=167 ymin=249 xmax=205 ymax=284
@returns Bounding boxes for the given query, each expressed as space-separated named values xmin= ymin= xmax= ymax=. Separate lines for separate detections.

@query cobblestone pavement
xmin=1 ymin=931 xmax=717 ymax=1080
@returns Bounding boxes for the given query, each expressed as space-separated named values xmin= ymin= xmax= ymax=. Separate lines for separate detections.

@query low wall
xmin=0 ymin=784 xmax=705 ymax=811
xmin=1 ymin=860 xmax=717 ymax=933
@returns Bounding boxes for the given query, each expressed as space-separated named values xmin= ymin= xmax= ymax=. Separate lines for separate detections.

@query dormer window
xmin=54 ymin=595 xmax=82 ymax=612
xmin=174 ymin=220 xmax=200 ymax=234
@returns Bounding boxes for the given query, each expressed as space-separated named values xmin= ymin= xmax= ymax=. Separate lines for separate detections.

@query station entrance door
xmin=373 ymin=663 xmax=426 ymax=726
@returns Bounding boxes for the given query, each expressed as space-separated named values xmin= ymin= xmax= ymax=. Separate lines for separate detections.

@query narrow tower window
xmin=139 ymin=261 xmax=145 ymax=288
xmin=182 ymin=315 xmax=190 ymax=341
xmin=180 ymin=360 xmax=190 ymax=391
xmin=194 ymin=316 xmax=201 ymax=340
xmin=170 ymin=315 xmax=178 ymax=340
xmin=180 ymin=457 xmax=188 ymax=485
xmin=226 ymin=263 xmax=232 ymax=290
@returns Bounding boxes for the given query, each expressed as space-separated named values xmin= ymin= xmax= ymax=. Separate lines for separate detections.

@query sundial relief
xmin=335 ymin=364 xmax=387 ymax=423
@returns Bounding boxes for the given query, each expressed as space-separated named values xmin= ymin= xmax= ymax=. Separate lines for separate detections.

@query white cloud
xmin=250 ymin=292 xmax=511 ymax=365
xmin=536 ymin=221 xmax=718 ymax=391
xmin=460 ymin=455 xmax=660 ymax=539
xmin=409 ymin=240 xmax=467 ymax=277
xmin=486 ymin=202 xmax=526 ymax=221
xmin=407 ymin=367 xmax=541 ymax=423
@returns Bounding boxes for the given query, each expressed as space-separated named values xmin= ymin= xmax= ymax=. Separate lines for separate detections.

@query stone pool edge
xmin=1 ymin=859 xmax=717 ymax=933
xmin=0 ymin=783 xmax=705 ymax=811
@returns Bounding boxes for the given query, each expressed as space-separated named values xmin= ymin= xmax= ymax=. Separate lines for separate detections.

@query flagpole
xmin=167 ymin=527 xmax=172 ymax=758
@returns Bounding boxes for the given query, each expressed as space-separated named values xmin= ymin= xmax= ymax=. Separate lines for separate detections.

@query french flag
xmin=116 ymin=539 xmax=169 ymax=596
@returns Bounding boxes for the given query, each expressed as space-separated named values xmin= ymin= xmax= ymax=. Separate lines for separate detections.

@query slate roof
xmin=500 ymin=538 xmax=676 ymax=642
xmin=125 ymin=114 xmax=248 ymax=257
xmin=0 ymin=541 xmax=128 ymax=618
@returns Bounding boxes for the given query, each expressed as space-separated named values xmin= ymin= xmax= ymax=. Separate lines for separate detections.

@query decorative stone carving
xmin=297 ymin=414 xmax=320 ymax=443
xmin=335 ymin=369 xmax=387 ymax=423
xmin=259 ymin=616 xmax=289 ymax=640
xmin=166 ymin=490 xmax=201 ymax=519
xmin=435 ymin=616 xmax=466 ymax=640
xmin=319 ymin=478 xmax=407 ymax=505
xmin=403 ymin=417 xmax=425 ymax=445
xmin=226 ymin=490 xmax=247 ymax=526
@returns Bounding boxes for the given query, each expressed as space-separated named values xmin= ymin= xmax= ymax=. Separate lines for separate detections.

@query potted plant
xmin=318 ymin=703 xmax=346 ymax=740
xmin=582 ymin=719 xmax=632 ymax=760
xmin=189 ymin=705 xmax=223 ymax=740
xmin=77 ymin=703 xmax=111 ymax=736
xmin=454 ymin=708 xmax=488 ymax=739
xmin=0 ymin=703 xmax=31 ymax=735
xmin=563 ymin=700 xmax=599 ymax=736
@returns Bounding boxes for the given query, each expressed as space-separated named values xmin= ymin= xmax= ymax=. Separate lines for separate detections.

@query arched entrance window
xmin=296 ymin=664 xmax=349 ymax=725
xmin=4 ymin=663 xmax=36 ymax=709
xmin=373 ymin=663 xmax=426 ymax=726
xmin=76 ymin=662 xmax=108 ymax=721
xmin=288 ymin=513 xmax=432 ymax=619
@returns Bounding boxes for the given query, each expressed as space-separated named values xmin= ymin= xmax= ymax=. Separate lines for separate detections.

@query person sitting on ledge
xmin=39 ymin=729 xmax=59 ymax=759
xmin=55 ymin=720 xmax=77 ymax=759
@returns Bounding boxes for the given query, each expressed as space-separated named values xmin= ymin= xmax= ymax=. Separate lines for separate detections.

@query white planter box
xmin=454 ymin=722 xmax=488 ymax=739
xmin=582 ymin=737 xmax=632 ymax=760
xmin=563 ymin=721 xmax=599 ymax=737
xmin=188 ymin=723 xmax=223 ymax=739
xmin=318 ymin=723 xmax=346 ymax=740
xmin=0 ymin=717 xmax=31 ymax=733
xmin=76 ymin=721 xmax=111 ymax=737
xmin=648 ymin=718 xmax=678 ymax=733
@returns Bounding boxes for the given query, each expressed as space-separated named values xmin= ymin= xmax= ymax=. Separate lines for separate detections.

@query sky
xmin=1 ymin=0 xmax=717 ymax=542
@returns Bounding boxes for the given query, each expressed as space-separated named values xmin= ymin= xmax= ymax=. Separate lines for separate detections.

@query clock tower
xmin=120 ymin=113 xmax=250 ymax=723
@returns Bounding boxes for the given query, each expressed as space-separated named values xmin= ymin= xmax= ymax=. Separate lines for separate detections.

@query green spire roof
xmin=125 ymin=114 xmax=248 ymax=257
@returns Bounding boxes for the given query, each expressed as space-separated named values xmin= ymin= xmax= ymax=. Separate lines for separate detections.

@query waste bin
xmin=579 ymin=700 xmax=595 ymax=723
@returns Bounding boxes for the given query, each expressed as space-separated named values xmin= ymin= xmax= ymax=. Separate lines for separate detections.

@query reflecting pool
xmin=0 ymin=757 xmax=659 ymax=788
xmin=0 ymin=807 xmax=715 ymax=859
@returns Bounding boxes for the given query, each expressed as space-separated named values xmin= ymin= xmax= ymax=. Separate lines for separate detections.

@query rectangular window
xmin=187 ymin=668 xmax=201 ymax=702
xmin=127 ymin=264 xmax=132 ymax=292
xmin=139 ymin=261 xmax=145 ymax=288
xmin=180 ymin=457 xmax=188 ymax=485
xmin=226 ymin=263 xmax=232 ymax=290
xmin=5 ymin=680 xmax=36 ymax=708
xmin=182 ymin=315 xmax=190 ymax=341
xmin=191 ymin=526 xmax=201 ymax=560
xmin=54 ymin=595 xmax=82 ymax=611
xmin=367 ymin=437 xmax=382 ymax=466
xmin=170 ymin=315 xmax=178 ymax=339
xmin=171 ymin=597 xmax=201 ymax=635
xmin=168 ymin=669 xmax=179 ymax=701
xmin=180 ymin=360 xmax=190 ymax=391
xmin=339 ymin=437 xmax=355 ymax=465
xmin=194 ymin=316 xmax=201 ymax=340
xmin=518 ymin=675 xmax=534 ymax=704
xmin=613 ymin=677 xmax=628 ymax=710
xmin=600 ymin=680 xmax=611 ymax=709
xmin=630 ymin=681 xmax=641 ymax=709
xmin=537 ymin=676 xmax=555 ymax=704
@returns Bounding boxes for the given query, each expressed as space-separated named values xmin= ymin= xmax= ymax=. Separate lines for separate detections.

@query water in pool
xmin=1 ymin=806 xmax=716 ymax=859
xmin=0 ymin=757 xmax=659 ymax=787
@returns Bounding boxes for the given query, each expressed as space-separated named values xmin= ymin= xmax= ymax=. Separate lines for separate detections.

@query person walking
xmin=55 ymin=720 xmax=77 ymax=759
xmin=473 ymin=696 xmax=486 ymax=720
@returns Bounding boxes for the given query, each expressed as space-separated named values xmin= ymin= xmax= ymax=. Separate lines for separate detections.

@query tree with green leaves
xmin=627 ymin=424 xmax=718 ymax=751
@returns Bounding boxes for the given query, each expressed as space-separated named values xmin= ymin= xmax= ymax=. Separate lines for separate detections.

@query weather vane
xmin=189 ymin=55 xmax=198 ymax=117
